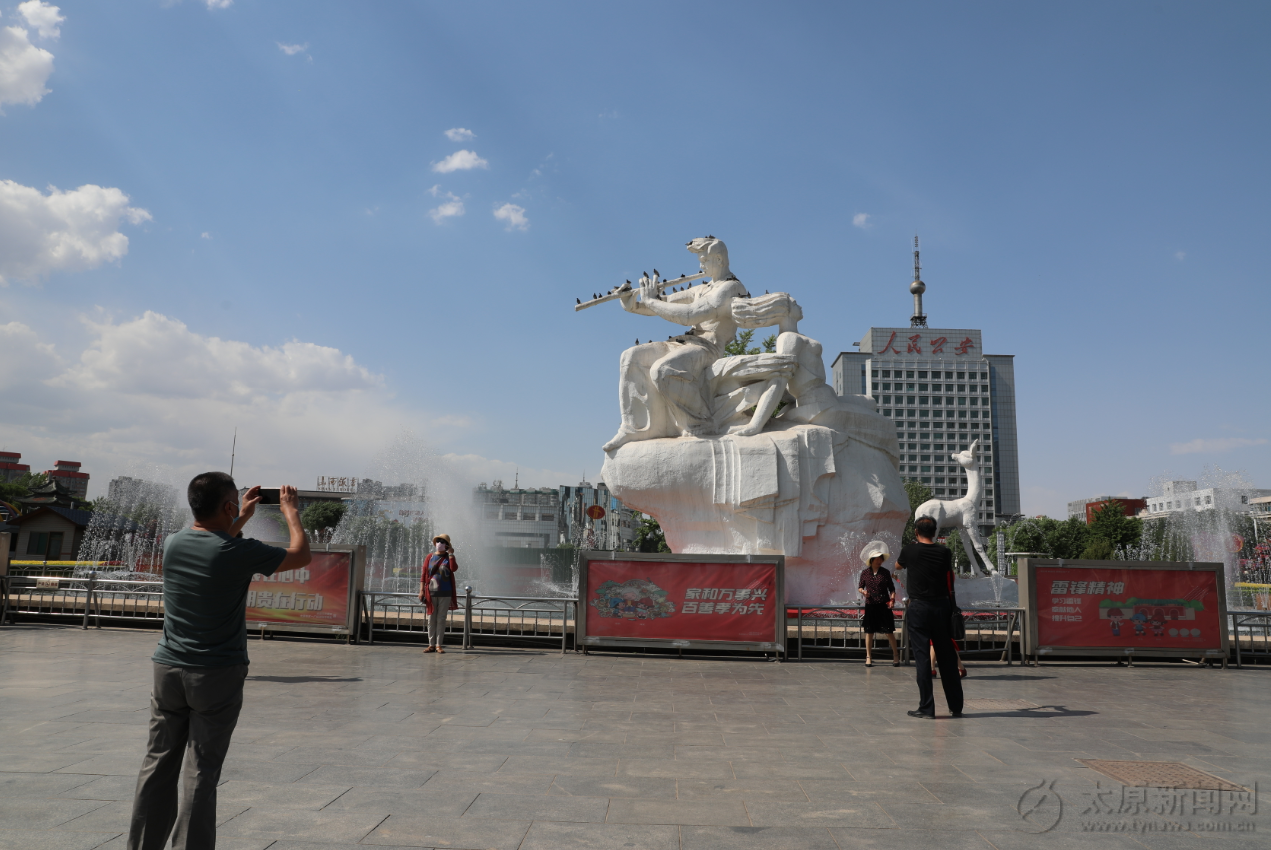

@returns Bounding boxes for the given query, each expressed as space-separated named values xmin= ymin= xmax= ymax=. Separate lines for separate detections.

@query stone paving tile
xmin=519 ymin=820 xmax=680 ymax=850
xmin=362 ymin=813 xmax=530 ymax=849
xmin=3 ymin=627 xmax=1270 ymax=850
xmin=680 ymin=825 xmax=841 ymax=850
xmin=548 ymin=774 xmax=677 ymax=799
xmin=463 ymin=790 xmax=611 ymax=822
xmin=55 ymin=776 xmax=138 ymax=801
xmin=0 ymin=772 xmax=96 ymax=798
xmin=0 ymin=798 xmax=111 ymax=829
xmin=215 ymin=807 xmax=390 ymax=842
xmin=605 ymin=797 xmax=751 ymax=825
xmin=0 ymin=829 xmax=125 ymax=850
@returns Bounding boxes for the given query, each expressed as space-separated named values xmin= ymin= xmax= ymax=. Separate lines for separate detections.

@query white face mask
xmin=435 ymin=542 xmax=446 ymax=553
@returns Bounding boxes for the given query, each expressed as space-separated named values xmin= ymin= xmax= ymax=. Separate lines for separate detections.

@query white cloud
xmin=444 ymin=128 xmax=475 ymax=142
xmin=200 ymin=232 xmax=211 ymax=239
xmin=276 ymin=42 xmax=308 ymax=56
xmin=428 ymin=186 xmax=464 ymax=224
xmin=432 ymin=150 xmax=488 ymax=174
xmin=0 ymin=309 xmax=572 ymax=506
xmin=205 ymin=0 xmax=233 ymax=9
xmin=852 ymin=213 xmax=872 ymax=230
xmin=53 ymin=311 xmax=381 ymax=399
xmin=0 ymin=23 xmax=55 ymax=109
xmin=1175 ymin=251 xmax=1186 ymax=262
xmin=18 ymin=2 xmax=63 ymax=40
xmin=493 ymin=203 xmax=528 ymax=231
xmin=1170 ymin=437 xmax=1268 ymax=455
xmin=0 ymin=180 xmax=151 ymax=285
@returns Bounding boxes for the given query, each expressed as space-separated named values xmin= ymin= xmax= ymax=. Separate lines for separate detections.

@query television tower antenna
xmin=229 ymin=427 xmax=237 ymax=477
xmin=910 ymin=235 xmax=928 ymax=328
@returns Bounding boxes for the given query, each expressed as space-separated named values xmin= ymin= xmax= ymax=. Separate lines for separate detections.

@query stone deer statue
xmin=914 ymin=438 xmax=996 ymax=576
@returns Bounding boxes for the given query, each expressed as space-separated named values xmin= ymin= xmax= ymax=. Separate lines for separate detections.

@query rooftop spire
xmin=909 ymin=235 xmax=927 ymax=328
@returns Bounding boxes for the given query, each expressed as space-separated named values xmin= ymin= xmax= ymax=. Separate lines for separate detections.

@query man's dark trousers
xmin=906 ymin=598 xmax=965 ymax=716
xmin=128 ymin=662 xmax=248 ymax=850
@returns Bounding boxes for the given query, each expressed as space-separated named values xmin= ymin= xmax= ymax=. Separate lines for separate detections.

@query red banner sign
xmin=585 ymin=559 xmax=778 ymax=643
xmin=1034 ymin=566 xmax=1222 ymax=649
xmin=247 ymin=551 xmax=352 ymax=627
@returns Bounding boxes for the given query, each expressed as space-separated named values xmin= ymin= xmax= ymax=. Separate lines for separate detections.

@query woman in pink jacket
xmin=419 ymin=533 xmax=459 ymax=653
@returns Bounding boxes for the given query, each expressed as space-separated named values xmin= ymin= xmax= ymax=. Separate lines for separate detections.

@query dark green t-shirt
xmin=153 ymin=529 xmax=286 ymax=668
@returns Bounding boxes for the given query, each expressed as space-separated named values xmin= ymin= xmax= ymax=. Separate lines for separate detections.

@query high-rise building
xmin=44 ymin=461 xmax=89 ymax=500
xmin=830 ymin=239 xmax=1020 ymax=534
xmin=0 ymin=451 xmax=31 ymax=483
xmin=108 ymin=476 xmax=178 ymax=508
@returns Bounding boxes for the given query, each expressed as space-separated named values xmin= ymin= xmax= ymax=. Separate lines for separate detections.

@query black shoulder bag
xmin=949 ymin=568 xmax=966 ymax=641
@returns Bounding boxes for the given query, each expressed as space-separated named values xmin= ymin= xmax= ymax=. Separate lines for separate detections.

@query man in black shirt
xmin=896 ymin=516 xmax=965 ymax=718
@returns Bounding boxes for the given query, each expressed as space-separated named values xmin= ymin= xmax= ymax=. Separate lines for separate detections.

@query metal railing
xmin=1230 ymin=611 xmax=1271 ymax=667
xmin=0 ymin=573 xmax=165 ymax=629
xmin=357 ymin=587 xmax=575 ymax=653
xmin=790 ymin=605 xmax=1025 ymax=665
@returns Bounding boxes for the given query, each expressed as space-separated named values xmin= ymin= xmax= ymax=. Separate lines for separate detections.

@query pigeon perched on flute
xmin=573 ymin=269 xmax=709 ymax=311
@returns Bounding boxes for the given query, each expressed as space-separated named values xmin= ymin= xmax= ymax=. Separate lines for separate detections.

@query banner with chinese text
xmin=1034 ymin=566 xmax=1222 ymax=650
xmin=585 ymin=559 xmax=779 ymax=643
xmin=246 ymin=551 xmax=352 ymax=627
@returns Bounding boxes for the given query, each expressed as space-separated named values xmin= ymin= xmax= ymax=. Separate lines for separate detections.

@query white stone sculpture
xmin=594 ymin=237 xmax=909 ymax=604
xmin=913 ymin=438 xmax=997 ymax=576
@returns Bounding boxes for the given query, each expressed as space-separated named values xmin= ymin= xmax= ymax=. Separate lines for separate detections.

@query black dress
xmin=859 ymin=566 xmax=896 ymax=634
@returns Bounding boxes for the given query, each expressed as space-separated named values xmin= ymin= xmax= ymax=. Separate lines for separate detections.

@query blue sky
xmin=1 ymin=0 xmax=1268 ymax=517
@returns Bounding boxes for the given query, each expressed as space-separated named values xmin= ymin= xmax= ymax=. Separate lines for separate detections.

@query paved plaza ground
xmin=1 ymin=625 xmax=1269 ymax=850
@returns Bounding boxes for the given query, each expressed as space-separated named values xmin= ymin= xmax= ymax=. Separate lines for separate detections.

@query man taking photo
xmin=127 ymin=474 xmax=311 ymax=850
xmin=895 ymin=515 xmax=965 ymax=719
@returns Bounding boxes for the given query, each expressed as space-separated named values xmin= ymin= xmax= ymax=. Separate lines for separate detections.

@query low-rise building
xmin=471 ymin=480 xmax=640 ymax=551
xmin=1078 ymin=497 xmax=1148 ymax=524
xmin=473 ymin=482 xmax=560 ymax=549
xmin=560 ymin=480 xmax=639 ymax=552
xmin=9 ymin=506 xmax=92 ymax=561
xmin=1144 ymin=480 xmax=1271 ymax=516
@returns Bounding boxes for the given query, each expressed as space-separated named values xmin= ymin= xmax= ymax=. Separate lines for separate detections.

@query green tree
xmin=302 ymin=501 xmax=348 ymax=532
xmin=901 ymin=479 xmax=934 ymax=545
xmin=1081 ymin=538 xmax=1116 ymax=560
xmin=724 ymin=329 xmax=759 ymax=356
xmin=0 ymin=472 xmax=49 ymax=507
xmin=1088 ymin=500 xmax=1142 ymax=552
xmin=1044 ymin=517 xmax=1093 ymax=560
xmin=634 ymin=514 xmax=670 ymax=553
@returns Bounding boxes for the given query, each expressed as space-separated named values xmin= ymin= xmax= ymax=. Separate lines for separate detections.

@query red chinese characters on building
xmin=878 ymin=331 xmax=901 ymax=354
xmin=876 ymin=331 xmax=977 ymax=357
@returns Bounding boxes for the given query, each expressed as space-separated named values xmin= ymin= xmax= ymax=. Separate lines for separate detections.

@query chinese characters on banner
xmin=1033 ymin=566 xmax=1221 ymax=649
xmin=247 ymin=551 xmax=352 ymax=627
xmin=316 ymin=476 xmax=357 ymax=492
xmin=877 ymin=330 xmax=977 ymax=357
xmin=585 ymin=560 xmax=779 ymax=643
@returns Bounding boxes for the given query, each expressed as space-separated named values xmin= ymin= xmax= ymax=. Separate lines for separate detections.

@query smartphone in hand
xmin=258 ymin=488 xmax=281 ymax=505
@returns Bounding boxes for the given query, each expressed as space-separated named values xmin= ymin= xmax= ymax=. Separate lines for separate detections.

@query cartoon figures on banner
xmin=1108 ymin=608 xmax=1124 ymax=637
xmin=1132 ymin=612 xmax=1148 ymax=636
xmin=591 ymin=579 xmax=676 ymax=620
